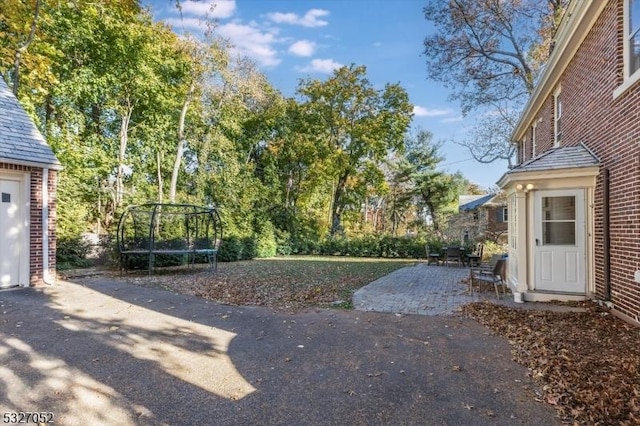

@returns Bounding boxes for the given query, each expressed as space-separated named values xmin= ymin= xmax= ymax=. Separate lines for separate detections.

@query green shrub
xmin=482 ymin=240 xmax=508 ymax=261
xmin=275 ymin=229 xmax=292 ymax=255
xmin=425 ymin=239 xmax=445 ymax=257
xmin=255 ymin=221 xmax=277 ymax=258
xmin=242 ymin=236 xmax=257 ymax=260
xmin=291 ymin=236 xmax=318 ymax=255
xmin=218 ymin=236 xmax=244 ymax=262
xmin=268 ymin=233 xmax=439 ymax=260
xmin=56 ymin=236 xmax=92 ymax=270
xmin=320 ymin=236 xmax=349 ymax=256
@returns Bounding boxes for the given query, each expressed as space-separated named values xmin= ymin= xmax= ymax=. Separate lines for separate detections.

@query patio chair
xmin=425 ymin=244 xmax=442 ymax=265
xmin=444 ymin=246 xmax=463 ymax=267
xmin=470 ymin=258 xmax=507 ymax=299
xmin=468 ymin=254 xmax=502 ymax=294
xmin=465 ymin=243 xmax=484 ymax=267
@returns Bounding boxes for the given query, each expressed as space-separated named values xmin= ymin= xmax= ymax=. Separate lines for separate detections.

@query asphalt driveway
xmin=0 ymin=278 xmax=559 ymax=425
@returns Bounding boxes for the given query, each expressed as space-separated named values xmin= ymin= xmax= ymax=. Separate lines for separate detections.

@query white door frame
xmin=0 ymin=170 xmax=30 ymax=287
xmin=533 ymin=188 xmax=586 ymax=293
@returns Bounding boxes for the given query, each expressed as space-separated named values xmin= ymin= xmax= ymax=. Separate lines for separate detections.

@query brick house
xmin=0 ymin=78 xmax=61 ymax=287
xmin=497 ymin=1 xmax=640 ymax=324
xmin=449 ymin=193 xmax=508 ymax=244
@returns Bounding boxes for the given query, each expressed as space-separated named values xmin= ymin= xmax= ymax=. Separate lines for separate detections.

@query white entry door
xmin=533 ymin=189 xmax=586 ymax=293
xmin=0 ymin=178 xmax=24 ymax=288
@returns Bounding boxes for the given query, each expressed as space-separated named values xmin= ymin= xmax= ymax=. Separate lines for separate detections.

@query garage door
xmin=0 ymin=178 xmax=24 ymax=288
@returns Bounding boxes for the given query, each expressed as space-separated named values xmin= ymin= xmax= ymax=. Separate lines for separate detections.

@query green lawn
xmin=118 ymin=256 xmax=417 ymax=310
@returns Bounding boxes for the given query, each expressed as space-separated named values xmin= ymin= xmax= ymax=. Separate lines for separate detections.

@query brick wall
xmin=29 ymin=167 xmax=43 ymax=285
xmin=0 ymin=162 xmax=57 ymax=286
xmin=518 ymin=1 xmax=640 ymax=322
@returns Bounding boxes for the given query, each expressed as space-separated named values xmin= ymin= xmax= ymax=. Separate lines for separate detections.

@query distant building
xmin=448 ymin=193 xmax=507 ymax=244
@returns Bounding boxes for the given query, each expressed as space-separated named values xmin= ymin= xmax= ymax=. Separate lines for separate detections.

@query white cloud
xmin=178 ymin=0 xmax=236 ymax=18
xmin=441 ymin=116 xmax=464 ymax=123
xmin=288 ymin=40 xmax=316 ymax=57
xmin=267 ymin=9 xmax=329 ymax=27
xmin=297 ymin=58 xmax=343 ymax=74
xmin=413 ymin=106 xmax=453 ymax=117
xmin=218 ymin=22 xmax=281 ymax=67
xmin=162 ymin=17 xmax=207 ymax=32
xmin=373 ymin=42 xmax=383 ymax=48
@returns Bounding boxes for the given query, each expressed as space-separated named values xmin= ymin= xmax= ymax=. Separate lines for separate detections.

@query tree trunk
xmin=157 ymin=151 xmax=164 ymax=203
xmin=169 ymin=80 xmax=195 ymax=203
xmin=115 ymin=103 xmax=133 ymax=207
xmin=427 ymin=202 xmax=440 ymax=233
xmin=330 ymin=173 xmax=349 ymax=235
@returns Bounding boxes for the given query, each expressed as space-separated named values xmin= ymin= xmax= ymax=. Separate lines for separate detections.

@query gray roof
xmin=0 ymin=78 xmax=61 ymax=169
xmin=459 ymin=193 xmax=496 ymax=211
xmin=509 ymin=144 xmax=599 ymax=173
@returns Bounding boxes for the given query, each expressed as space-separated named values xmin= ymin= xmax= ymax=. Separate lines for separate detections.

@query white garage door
xmin=0 ymin=178 xmax=24 ymax=288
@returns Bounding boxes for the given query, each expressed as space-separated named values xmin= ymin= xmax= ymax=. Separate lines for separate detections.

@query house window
xmin=531 ymin=122 xmax=537 ymax=156
xmin=616 ymin=0 xmax=640 ymax=97
xmin=502 ymin=207 xmax=508 ymax=222
xmin=553 ymin=87 xmax=562 ymax=147
xmin=517 ymin=139 xmax=525 ymax=164
xmin=473 ymin=211 xmax=479 ymax=221
xmin=628 ymin=0 xmax=640 ymax=77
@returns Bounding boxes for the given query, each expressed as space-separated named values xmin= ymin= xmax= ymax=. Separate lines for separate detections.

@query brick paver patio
xmin=352 ymin=262 xmax=521 ymax=316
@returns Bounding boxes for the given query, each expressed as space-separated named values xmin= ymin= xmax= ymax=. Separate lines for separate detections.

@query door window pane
xmin=543 ymin=222 xmax=576 ymax=245
xmin=542 ymin=196 xmax=576 ymax=245
xmin=542 ymin=196 xmax=575 ymax=220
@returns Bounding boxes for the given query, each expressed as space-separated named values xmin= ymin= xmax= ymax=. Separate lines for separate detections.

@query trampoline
xmin=117 ymin=203 xmax=222 ymax=274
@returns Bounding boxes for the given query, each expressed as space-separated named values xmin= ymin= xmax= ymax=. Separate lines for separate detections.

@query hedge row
xmin=216 ymin=233 xmax=444 ymax=261
xmin=58 ymin=230 xmax=479 ymax=269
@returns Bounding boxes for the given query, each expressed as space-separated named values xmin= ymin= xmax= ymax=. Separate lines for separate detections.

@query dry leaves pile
xmin=462 ymin=301 xmax=640 ymax=425
xmin=114 ymin=257 xmax=414 ymax=311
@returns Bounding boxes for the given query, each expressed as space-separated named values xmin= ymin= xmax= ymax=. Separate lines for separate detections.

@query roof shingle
xmin=509 ymin=144 xmax=599 ymax=173
xmin=0 ymin=78 xmax=61 ymax=169
xmin=459 ymin=193 xmax=496 ymax=211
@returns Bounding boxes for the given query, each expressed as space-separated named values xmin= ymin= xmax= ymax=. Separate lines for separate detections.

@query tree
xmin=396 ymin=130 xmax=463 ymax=235
xmin=168 ymin=35 xmax=205 ymax=203
xmin=297 ymin=65 xmax=413 ymax=235
xmin=4 ymin=0 xmax=41 ymax=95
xmin=423 ymin=0 xmax=568 ymax=166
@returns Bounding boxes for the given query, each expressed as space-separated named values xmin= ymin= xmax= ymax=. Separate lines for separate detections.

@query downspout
xmin=42 ymin=168 xmax=55 ymax=285
xmin=603 ymin=168 xmax=611 ymax=300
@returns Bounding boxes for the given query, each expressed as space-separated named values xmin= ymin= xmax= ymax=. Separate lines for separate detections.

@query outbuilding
xmin=0 ymin=78 xmax=61 ymax=288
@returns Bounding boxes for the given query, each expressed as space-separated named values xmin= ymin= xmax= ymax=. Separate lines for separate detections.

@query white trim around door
xmin=533 ymin=189 xmax=586 ymax=293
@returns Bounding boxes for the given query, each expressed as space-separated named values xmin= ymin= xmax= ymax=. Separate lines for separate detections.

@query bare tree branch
xmin=423 ymin=0 xmax=568 ymax=165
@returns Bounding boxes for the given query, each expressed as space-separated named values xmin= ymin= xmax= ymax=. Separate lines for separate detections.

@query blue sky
xmin=148 ymin=0 xmax=510 ymax=190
